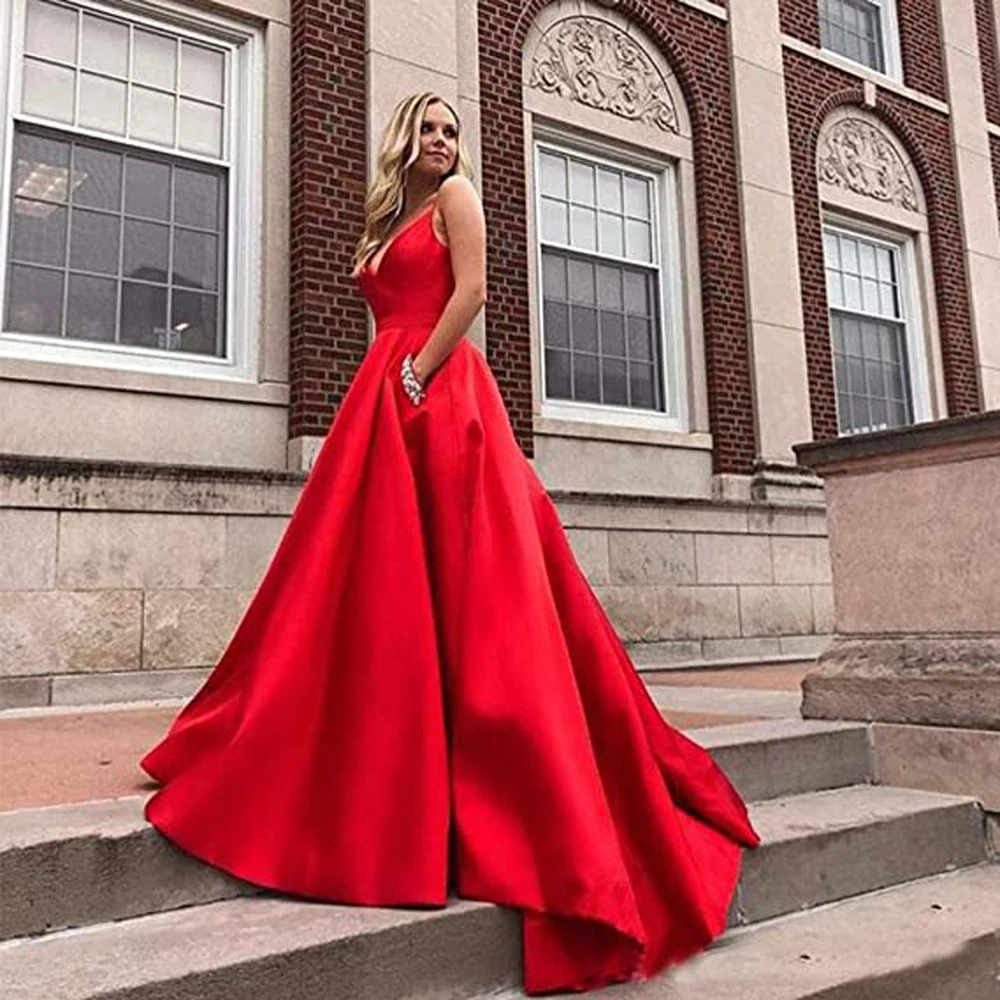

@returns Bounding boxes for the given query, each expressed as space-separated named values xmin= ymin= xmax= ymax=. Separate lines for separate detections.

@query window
xmin=0 ymin=0 xmax=259 ymax=377
xmin=534 ymin=143 xmax=683 ymax=426
xmin=824 ymin=226 xmax=916 ymax=435
xmin=817 ymin=0 xmax=900 ymax=77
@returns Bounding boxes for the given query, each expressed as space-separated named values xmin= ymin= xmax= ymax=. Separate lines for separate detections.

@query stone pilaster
xmin=728 ymin=0 xmax=817 ymax=500
xmin=939 ymin=0 xmax=1000 ymax=408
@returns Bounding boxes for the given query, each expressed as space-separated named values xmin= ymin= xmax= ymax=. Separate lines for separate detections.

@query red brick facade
xmin=784 ymin=50 xmax=979 ymax=439
xmin=288 ymin=0 xmax=368 ymax=440
xmin=284 ymin=0 xmax=989 ymax=469
xmin=975 ymin=0 xmax=1000 ymax=125
xmin=478 ymin=0 xmax=755 ymax=472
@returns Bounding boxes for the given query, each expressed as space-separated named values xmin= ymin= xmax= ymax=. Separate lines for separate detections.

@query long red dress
xmin=140 ymin=200 xmax=760 ymax=995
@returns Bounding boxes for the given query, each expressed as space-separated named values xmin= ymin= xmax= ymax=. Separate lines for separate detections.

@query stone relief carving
xmin=527 ymin=16 xmax=679 ymax=134
xmin=817 ymin=117 xmax=920 ymax=212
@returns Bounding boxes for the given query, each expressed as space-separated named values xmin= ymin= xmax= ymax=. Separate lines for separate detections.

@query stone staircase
xmin=1 ymin=715 xmax=998 ymax=999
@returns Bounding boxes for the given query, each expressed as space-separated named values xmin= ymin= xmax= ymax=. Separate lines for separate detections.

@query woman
xmin=141 ymin=92 xmax=760 ymax=995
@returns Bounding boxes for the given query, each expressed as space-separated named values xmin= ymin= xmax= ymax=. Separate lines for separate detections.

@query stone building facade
xmin=0 ymin=0 xmax=998 ymax=706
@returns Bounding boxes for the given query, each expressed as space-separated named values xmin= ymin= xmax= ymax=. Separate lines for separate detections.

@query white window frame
xmin=818 ymin=0 xmax=903 ymax=82
xmin=823 ymin=214 xmax=933 ymax=432
xmin=0 ymin=0 xmax=262 ymax=382
xmin=532 ymin=134 xmax=687 ymax=434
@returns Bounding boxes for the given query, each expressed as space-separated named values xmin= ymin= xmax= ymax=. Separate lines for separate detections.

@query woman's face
xmin=415 ymin=101 xmax=459 ymax=179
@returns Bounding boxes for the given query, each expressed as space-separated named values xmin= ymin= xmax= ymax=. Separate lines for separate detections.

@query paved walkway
xmin=0 ymin=661 xmax=808 ymax=813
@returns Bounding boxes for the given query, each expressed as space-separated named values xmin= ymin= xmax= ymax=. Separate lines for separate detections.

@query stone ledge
xmin=802 ymin=635 xmax=1000 ymax=730
xmin=795 ymin=410 xmax=1000 ymax=475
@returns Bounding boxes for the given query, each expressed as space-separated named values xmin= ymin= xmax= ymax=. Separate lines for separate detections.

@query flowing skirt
xmin=141 ymin=323 xmax=759 ymax=995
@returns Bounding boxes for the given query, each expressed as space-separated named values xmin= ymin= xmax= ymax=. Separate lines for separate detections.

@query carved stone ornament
xmin=528 ymin=16 xmax=679 ymax=134
xmin=817 ymin=117 xmax=920 ymax=212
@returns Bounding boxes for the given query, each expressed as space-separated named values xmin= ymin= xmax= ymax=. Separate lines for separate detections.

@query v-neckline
xmin=366 ymin=197 xmax=438 ymax=279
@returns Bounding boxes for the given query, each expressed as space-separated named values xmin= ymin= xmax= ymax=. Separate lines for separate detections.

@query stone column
xmin=939 ymin=0 xmax=1000 ymax=408
xmin=795 ymin=414 xmax=1000 ymax=809
xmin=728 ymin=1 xmax=819 ymax=501
xmin=366 ymin=0 xmax=485 ymax=356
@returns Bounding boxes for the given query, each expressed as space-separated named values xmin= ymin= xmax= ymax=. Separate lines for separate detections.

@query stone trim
xmin=795 ymin=409 xmax=1000 ymax=473
xmin=781 ymin=35 xmax=951 ymax=116
xmin=804 ymin=634 xmax=1000 ymax=730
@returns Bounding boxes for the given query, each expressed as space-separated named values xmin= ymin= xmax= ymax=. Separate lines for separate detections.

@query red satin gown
xmin=140 ymin=200 xmax=760 ymax=995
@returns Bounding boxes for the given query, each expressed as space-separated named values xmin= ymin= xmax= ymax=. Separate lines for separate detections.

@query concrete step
xmin=0 ymin=721 xmax=870 ymax=941
xmin=693 ymin=718 xmax=871 ymax=802
xmin=0 ymin=797 xmax=254 ymax=942
xmin=0 ymin=894 xmax=520 ymax=1000
xmin=475 ymin=866 xmax=1000 ymax=1000
xmin=0 ymin=723 xmax=878 ymax=943
xmin=737 ymin=784 xmax=988 ymax=925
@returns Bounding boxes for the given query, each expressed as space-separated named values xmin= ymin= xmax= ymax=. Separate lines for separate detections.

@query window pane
xmin=569 ymin=205 xmax=596 ymax=251
xmin=69 ymin=208 xmax=119 ymax=273
xmin=603 ymin=358 xmax=628 ymax=405
xmin=120 ymin=280 xmax=167 ymax=347
xmin=134 ymin=30 xmax=177 ymax=90
xmin=81 ymin=13 xmax=128 ymax=78
xmin=624 ymin=270 xmax=648 ymax=315
xmin=858 ymin=241 xmax=877 ymax=279
xmin=624 ymin=175 xmax=650 ymax=219
xmin=66 ymin=273 xmax=116 ymax=340
xmin=600 ymin=312 xmax=625 ymax=356
xmin=541 ymin=197 xmax=567 ymax=243
xmin=171 ymin=289 xmax=219 ymax=355
xmin=13 ymin=133 xmax=70 ymax=203
xmin=628 ymin=315 xmax=653 ymax=361
xmin=179 ymin=99 xmax=223 ymax=157
xmin=11 ymin=199 xmax=66 ymax=265
xmin=173 ymin=230 xmax=218 ymax=289
xmin=22 ymin=59 xmax=75 ymax=123
xmin=598 ymin=211 xmax=623 ymax=256
xmin=124 ymin=157 xmax=170 ymax=219
xmin=131 ymin=87 xmax=176 ymax=146
xmin=73 ymin=146 xmax=122 ymax=211
xmin=596 ymin=264 xmax=621 ymax=310
xmin=544 ymin=348 xmax=571 ymax=398
xmin=571 ymin=305 xmax=598 ymax=353
xmin=539 ymin=152 xmax=566 ymax=200
xmin=629 ymin=363 xmax=655 ymax=408
xmin=79 ymin=73 xmax=127 ymax=134
xmin=843 ymin=273 xmax=861 ymax=310
xmin=569 ymin=160 xmax=595 ymax=206
xmin=573 ymin=353 xmax=600 ymax=402
xmin=181 ymin=42 xmax=224 ymax=104
xmin=568 ymin=259 xmax=595 ymax=304
xmin=25 ymin=0 xmax=78 ymax=63
xmin=542 ymin=253 xmax=566 ymax=300
xmin=173 ymin=167 xmax=221 ymax=229
xmin=543 ymin=300 xmax=569 ymax=347
xmin=5 ymin=264 xmax=63 ymax=334
xmin=123 ymin=219 xmax=169 ymax=280
xmin=625 ymin=219 xmax=651 ymax=262
xmin=597 ymin=168 xmax=622 ymax=212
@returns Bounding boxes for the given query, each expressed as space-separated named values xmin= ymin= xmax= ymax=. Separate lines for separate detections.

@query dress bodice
xmin=355 ymin=206 xmax=454 ymax=332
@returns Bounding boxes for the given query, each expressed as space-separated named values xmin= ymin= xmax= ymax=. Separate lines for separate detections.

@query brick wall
xmin=975 ymin=0 xmax=1000 ymax=125
xmin=477 ymin=0 xmax=756 ymax=472
xmin=779 ymin=0 xmax=946 ymax=100
xmin=785 ymin=50 xmax=980 ymax=440
xmin=288 ymin=0 xmax=368 ymax=440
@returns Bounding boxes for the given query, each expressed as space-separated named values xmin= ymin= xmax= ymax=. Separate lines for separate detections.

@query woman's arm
xmin=411 ymin=175 xmax=487 ymax=385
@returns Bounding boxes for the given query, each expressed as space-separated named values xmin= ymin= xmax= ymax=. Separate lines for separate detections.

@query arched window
xmin=522 ymin=4 xmax=704 ymax=437
xmin=815 ymin=107 xmax=945 ymax=435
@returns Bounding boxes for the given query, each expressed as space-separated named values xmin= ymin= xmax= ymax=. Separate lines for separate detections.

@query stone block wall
xmin=0 ymin=458 xmax=830 ymax=709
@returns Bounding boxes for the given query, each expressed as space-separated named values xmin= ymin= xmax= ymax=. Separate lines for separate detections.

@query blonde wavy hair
xmin=353 ymin=92 xmax=475 ymax=273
